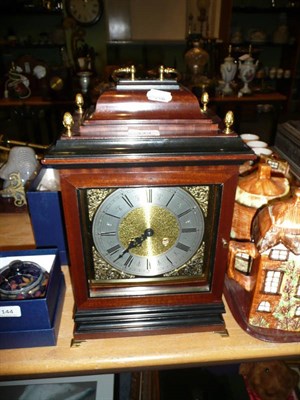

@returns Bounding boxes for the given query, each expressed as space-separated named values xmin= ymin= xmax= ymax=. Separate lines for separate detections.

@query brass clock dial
xmin=92 ymin=187 xmax=205 ymax=277
xmin=66 ymin=0 xmax=103 ymax=26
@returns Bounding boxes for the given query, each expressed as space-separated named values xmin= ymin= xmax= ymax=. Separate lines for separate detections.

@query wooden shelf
xmin=0 ymin=212 xmax=299 ymax=380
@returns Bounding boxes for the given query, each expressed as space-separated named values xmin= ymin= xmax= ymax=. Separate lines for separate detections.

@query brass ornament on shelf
xmin=63 ymin=112 xmax=74 ymax=137
xmin=200 ymin=91 xmax=209 ymax=113
xmin=75 ymin=93 xmax=84 ymax=114
xmin=223 ymin=111 xmax=234 ymax=134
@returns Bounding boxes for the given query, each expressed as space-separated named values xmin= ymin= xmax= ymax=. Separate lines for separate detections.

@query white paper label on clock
xmin=0 ymin=306 xmax=21 ymax=318
xmin=147 ymin=89 xmax=172 ymax=102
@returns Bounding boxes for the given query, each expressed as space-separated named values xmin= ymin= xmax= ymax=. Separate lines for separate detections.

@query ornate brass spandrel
xmin=87 ymin=188 xmax=113 ymax=221
xmin=184 ymin=185 xmax=209 ymax=217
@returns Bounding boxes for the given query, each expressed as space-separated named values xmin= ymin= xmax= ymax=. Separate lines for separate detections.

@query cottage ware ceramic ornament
xmin=231 ymin=163 xmax=290 ymax=240
xmin=226 ymin=187 xmax=300 ymax=342
xmin=220 ymin=45 xmax=237 ymax=95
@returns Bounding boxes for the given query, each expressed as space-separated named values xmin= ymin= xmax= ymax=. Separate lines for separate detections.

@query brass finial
xmin=223 ymin=111 xmax=234 ymax=134
xmin=201 ymin=91 xmax=209 ymax=113
xmin=63 ymin=112 xmax=74 ymax=137
xmin=75 ymin=93 xmax=84 ymax=114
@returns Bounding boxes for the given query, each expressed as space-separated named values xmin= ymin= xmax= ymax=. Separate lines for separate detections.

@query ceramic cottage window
xmin=234 ymin=252 xmax=253 ymax=275
xmin=264 ymin=271 xmax=282 ymax=294
xmin=257 ymin=301 xmax=271 ymax=312
xmin=269 ymin=248 xmax=289 ymax=261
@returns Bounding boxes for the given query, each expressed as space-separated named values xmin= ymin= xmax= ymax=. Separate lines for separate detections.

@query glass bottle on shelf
xmin=184 ymin=39 xmax=209 ymax=86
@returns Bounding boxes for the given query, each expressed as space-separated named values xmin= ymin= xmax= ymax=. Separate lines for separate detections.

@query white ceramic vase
xmin=238 ymin=53 xmax=258 ymax=95
xmin=220 ymin=47 xmax=237 ymax=95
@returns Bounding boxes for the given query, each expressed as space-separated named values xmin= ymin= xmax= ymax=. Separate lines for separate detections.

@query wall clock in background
xmin=43 ymin=76 xmax=255 ymax=340
xmin=66 ymin=0 xmax=104 ymax=26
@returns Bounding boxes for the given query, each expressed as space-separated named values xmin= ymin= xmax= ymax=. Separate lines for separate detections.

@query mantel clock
xmin=43 ymin=69 xmax=255 ymax=340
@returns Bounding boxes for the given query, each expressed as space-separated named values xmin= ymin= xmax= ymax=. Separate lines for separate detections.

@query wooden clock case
xmin=43 ymin=79 xmax=255 ymax=340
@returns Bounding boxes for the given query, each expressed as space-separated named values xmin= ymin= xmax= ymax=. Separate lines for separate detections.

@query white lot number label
xmin=0 ymin=305 xmax=21 ymax=318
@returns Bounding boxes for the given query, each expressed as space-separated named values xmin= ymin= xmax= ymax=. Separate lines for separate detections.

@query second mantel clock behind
xmin=43 ymin=66 xmax=255 ymax=341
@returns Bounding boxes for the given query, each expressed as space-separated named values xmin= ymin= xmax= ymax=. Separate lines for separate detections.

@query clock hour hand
xmin=114 ymin=228 xmax=154 ymax=261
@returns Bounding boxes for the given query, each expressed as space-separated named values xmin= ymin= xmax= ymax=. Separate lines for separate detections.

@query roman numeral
xmin=182 ymin=228 xmax=197 ymax=233
xmin=146 ymin=259 xmax=151 ymax=270
xmin=176 ymin=242 xmax=190 ymax=252
xmin=104 ymin=212 xmax=120 ymax=219
xmin=146 ymin=188 xmax=152 ymax=203
xmin=178 ymin=208 xmax=192 ymax=218
xmin=165 ymin=256 xmax=173 ymax=265
xmin=122 ymin=195 xmax=134 ymax=208
xmin=107 ymin=244 xmax=121 ymax=255
xmin=99 ymin=231 xmax=116 ymax=236
xmin=124 ymin=255 xmax=133 ymax=267
xmin=165 ymin=193 xmax=175 ymax=207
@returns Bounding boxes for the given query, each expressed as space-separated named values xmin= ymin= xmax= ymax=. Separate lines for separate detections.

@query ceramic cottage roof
xmin=235 ymin=164 xmax=289 ymax=208
xmin=252 ymin=188 xmax=300 ymax=254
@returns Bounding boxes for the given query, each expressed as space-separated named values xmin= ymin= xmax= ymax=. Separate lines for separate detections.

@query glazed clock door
xmin=58 ymin=164 xmax=239 ymax=338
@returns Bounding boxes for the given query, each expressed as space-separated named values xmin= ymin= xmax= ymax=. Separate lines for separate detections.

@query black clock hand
xmin=114 ymin=228 xmax=154 ymax=262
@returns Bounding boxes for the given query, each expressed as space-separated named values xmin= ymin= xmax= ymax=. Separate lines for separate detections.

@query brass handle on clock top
xmin=158 ymin=65 xmax=181 ymax=81
xmin=112 ymin=65 xmax=136 ymax=82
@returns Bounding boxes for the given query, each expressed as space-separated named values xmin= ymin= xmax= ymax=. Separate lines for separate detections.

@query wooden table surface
xmin=0 ymin=212 xmax=299 ymax=379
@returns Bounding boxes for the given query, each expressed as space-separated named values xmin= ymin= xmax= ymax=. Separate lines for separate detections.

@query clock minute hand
xmin=113 ymin=228 xmax=154 ymax=262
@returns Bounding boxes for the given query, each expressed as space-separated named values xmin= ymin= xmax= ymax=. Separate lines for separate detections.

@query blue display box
xmin=0 ymin=249 xmax=65 ymax=349
xmin=27 ymin=168 xmax=68 ymax=265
